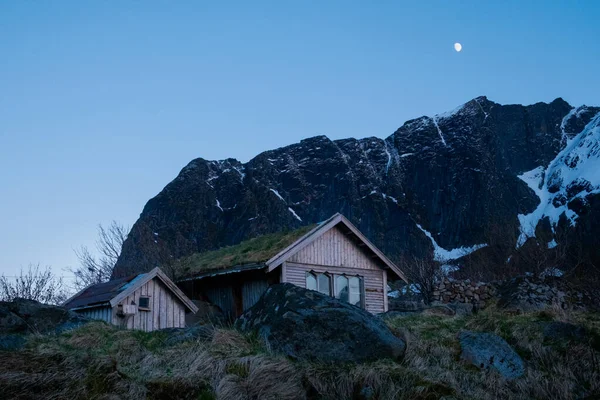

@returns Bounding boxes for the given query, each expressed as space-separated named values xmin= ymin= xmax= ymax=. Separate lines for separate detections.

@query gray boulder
xmin=0 ymin=334 xmax=27 ymax=350
xmin=236 ymin=283 xmax=406 ymax=363
xmin=458 ymin=331 xmax=525 ymax=379
xmin=0 ymin=298 xmax=89 ymax=335
xmin=543 ymin=321 xmax=600 ymax=350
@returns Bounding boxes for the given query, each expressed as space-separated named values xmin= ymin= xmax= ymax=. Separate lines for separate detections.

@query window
xmin=335 ymin=275 xmax=349 ymax=302
xmin=306 ymin=271 xmax=363 ymax=308
xmin=317 ymin=273 xmax=331 ymax=295
xmin=306 ymin=272 xmax=317 ymax=291
xmin=138 ymin=296 xmax=150 ymax=310
xmin=306 ymin=272 xmax=332 ymax=295
xmin=349 ymin=277 xmax=362 ymax=307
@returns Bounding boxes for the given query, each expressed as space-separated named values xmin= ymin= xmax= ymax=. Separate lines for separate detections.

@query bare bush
xmin=71 ymin=221 xmax=128 ymax=290
xmin=398 ymin=255 xmax=441 ymax=304
xmin=0 ymin=264 xmax=68 ymax=305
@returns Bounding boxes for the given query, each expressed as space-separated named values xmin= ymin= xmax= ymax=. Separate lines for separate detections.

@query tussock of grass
xmin=174 ymin=225 xmax=316 ymax=277
xmin=1 ymin=308 xmax=599 ymax=399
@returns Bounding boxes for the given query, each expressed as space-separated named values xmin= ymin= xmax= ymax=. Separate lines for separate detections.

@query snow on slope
xmin=415 ymin=223 xmax=487 ymax=262
xmin=518 ymin=110 xmax=600 ymax=246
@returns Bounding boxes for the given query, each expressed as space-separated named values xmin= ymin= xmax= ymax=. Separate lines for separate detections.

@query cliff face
xmin=113 ymin=97 xmax=600 ymax=279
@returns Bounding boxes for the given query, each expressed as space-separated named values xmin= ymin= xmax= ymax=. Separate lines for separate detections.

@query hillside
xmin=2 ymin=306 xmax=599 ymax=399
xmin=113 ymin=97 xmax=600 ymax=281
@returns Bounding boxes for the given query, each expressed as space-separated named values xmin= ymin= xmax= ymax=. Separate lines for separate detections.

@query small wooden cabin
xmin=63 ymin=267 xmax=198 ymax=331
xmin=177 ymin=213 xmax=407 ymax=319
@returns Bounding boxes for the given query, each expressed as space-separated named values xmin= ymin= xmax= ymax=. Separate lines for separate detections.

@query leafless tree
xmin=70 ymin=221 xmax=129 ymax=290
xmin=399 ymin=255 xmax=441 ymax=304
xmin=0 ymin=264 xmax=68 ymax=305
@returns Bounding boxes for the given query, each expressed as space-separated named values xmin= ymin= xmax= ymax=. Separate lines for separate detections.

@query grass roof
xmin=174 ymin=224 xmax=317 ymax=278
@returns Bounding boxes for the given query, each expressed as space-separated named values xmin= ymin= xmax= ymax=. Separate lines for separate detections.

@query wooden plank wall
xmin=288 ymin=226 xmax=381 ymax=270
xmin=111 ymin=277 xmax=186 ymax=331
xmin=77 ymin=306 xmax=112 ymax=323
xmin=285 ymin=262 xmax=386 ymax=314
xmin=242 ymin=279 xmax=269 ymax=310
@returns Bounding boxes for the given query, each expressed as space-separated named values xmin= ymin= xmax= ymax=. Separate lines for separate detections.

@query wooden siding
xmin=204 ymin=286 xmax=235 ymax=318
xmin=288 ymin=226 xmax=381 ymax=270
xmin=111 ymin=277 xmax=186 ymax=331
xmin=77 ymin=306 xmax=112 ymax=323
xmin=285 ymin=262 xmax=386 ymax=314
xmin=242 ymin=279 xmax=269 ymax=310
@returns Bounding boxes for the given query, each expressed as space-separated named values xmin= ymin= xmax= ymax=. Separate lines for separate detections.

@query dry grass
xmin=1 ymin=309 xmax=599 ymax=399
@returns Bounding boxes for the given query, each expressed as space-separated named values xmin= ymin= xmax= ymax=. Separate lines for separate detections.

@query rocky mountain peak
xmin=113 ymin=97 xmax=600 ymax=281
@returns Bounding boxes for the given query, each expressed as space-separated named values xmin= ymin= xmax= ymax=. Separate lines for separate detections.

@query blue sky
xmin=1 ymin=1 xmax=598 ymax=282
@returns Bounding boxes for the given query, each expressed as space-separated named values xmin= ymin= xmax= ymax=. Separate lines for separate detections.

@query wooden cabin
xmin=177 ymin=213 xmax=407 ymax=319
xmin=63 ymin=267 xmax=198 ymax=331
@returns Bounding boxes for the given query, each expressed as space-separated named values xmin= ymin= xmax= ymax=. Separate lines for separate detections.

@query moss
xmin=173 ymin=224 xmax=316 ymax=277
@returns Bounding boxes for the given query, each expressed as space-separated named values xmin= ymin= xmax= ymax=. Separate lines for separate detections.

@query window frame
xmin=138 ymin=296 xmax=151 ymax=311
xmin=306 ymin=271 xmax=365 ymax=309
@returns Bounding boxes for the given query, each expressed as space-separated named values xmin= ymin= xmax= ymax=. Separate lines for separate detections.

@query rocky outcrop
xmin=458 ymin=331 xmax=525 ymax=380
xmin=235 ymin=283 xmax=406 ymax=363
xmin=0 ymin=299 xmax=90 ymax=350
xmin=0 ymin=298 xmax=89 ymax=335
xmin=113 ymin=97 xmax=600 ymax=281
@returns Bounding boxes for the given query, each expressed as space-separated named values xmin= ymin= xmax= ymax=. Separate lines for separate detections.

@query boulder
xmin=0 ymin=298 xmax=89 ymax=335
xmin=0 ymin=334 xmax=27 ymax=351
xmin=185 ymin=299 xmax=225 ymax=326
xmin=458 ymin=331 xmax=525 ymax=380
xmin=543 ymin=322 xmax=600 ymax=350
xmin=422 ymin=305 xmax=455 ymax=316
xmin=444 ymin=302 xmax=474 ymax=316
xmin=236 ymin=283 xmax=406 ymax=363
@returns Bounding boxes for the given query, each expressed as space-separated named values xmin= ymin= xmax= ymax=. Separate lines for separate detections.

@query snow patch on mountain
xmin=431 ymin=116 xmax=447 ymax=146
xmin=269 ymin=188 xmax=285 ymax=202
xmin=415 ymin=223 xmax=487 ymax=262
xmin=517 ymin=112 xmax=600 ymax=246
xmin=288 ymin=207 xmax=302 ymax=221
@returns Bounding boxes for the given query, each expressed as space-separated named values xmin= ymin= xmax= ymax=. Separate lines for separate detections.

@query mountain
xmin=113 ymin=97 xmax=600 ymax=281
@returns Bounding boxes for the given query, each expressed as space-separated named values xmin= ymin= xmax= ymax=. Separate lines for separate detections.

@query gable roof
xmin=175 ymin=213 xmax=407 ymax=283
xmin=173 ymin=224 xmax=316 ymax=279
xmin=266 ymin=213 xmax=408 ymax=282
xmin=63 ymin=267 xmax=198 ymax=313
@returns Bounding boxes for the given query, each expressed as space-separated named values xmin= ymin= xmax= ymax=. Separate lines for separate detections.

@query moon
xmin=454 ymin=42 xmax=462 ymax=52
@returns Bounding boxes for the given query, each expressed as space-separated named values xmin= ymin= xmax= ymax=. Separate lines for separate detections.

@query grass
xmin=174 ymin=224 xmax=316 ymax=278
xmin=1 ymin=308 xmax=599 ymax=399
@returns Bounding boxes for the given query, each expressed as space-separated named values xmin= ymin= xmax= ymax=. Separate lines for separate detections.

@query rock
xmin=423 ymin=304 xmax=455 ymax=316
xmin=162 ymin=325 xmax=215 ymax=346
xmin=0 ymin=298 xmax=90 ymax=335
xmin=0 ymin=334 xmax=27 ymax=351
xmin=388 ymin=299 xmax=426 ymax=312
xmin=236 ymin=283 xmax=406 ymax=363
xmin=458 ymin=331 xmax=525 ymax=380
xmin=542 ymin=322 xmax=586 ymax=343
xmin=445 ymin=302 xmax=474 ymax=316
xmin=185 ymin=299 xmax=225 ymax=326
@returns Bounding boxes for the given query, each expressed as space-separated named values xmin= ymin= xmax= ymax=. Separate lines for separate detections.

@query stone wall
xmin=432 ymin=278 xmax=497 ymax=309
xmin=430 ymin=275 xmax=597 ymax=312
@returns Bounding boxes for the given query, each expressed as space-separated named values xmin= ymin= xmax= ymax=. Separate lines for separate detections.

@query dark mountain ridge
xmin=113 ymin=96 xmax=600 ymax=281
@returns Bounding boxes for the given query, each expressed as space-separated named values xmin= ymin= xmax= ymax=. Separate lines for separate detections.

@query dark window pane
xmin=335 ymin=275 xmax=349 ymax=302
xmin=306 ymin=273 xmax=317 ymax=291
xmin=317 ymin=274 xmax=331 ymax=295
xmin=139 ymin=297 xmax=150 ymax=309
xmin=349 ymin=277 xmax=361 ymax=306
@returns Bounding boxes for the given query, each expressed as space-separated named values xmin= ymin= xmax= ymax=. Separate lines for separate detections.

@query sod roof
xmin=174 ymin=224 xmax=317 ymax=279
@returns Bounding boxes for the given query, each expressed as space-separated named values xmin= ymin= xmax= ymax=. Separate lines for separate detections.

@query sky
xmin=1 ymin=1 xmax=599 ymax=283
